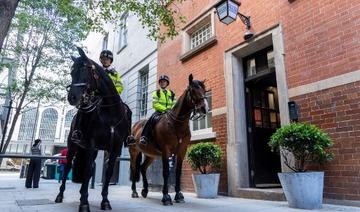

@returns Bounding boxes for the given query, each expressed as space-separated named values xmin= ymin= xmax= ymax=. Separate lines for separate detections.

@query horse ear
xmin=71 ymin=56 xmax=77 ymax=62
xmin=77 ymin=47 xmax=87 ymax=59
xmin=188 ymin=74 xmax=193 ymax=85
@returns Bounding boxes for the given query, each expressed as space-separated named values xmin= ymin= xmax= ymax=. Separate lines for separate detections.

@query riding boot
xmin=140 ymin=117 xmax=153 ymax=145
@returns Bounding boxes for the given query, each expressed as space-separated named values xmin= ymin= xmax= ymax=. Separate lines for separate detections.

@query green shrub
xmin=269 ymin=122 xmax=334 ymax=172
xmin=186 ymin=142 xmax=223 ymax=174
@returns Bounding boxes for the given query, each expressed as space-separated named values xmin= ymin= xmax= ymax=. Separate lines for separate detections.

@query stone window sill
xmin=191 ymin=128 xmax=216 ymax=141
xmin=180 ymin=36 xmax=217 ymax=62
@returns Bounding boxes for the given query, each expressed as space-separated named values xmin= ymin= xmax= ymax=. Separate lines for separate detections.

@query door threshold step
xmin=234 ymin=188 xmax=286 ymax=201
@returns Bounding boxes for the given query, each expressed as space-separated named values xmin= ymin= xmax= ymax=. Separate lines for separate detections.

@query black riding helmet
xmin=158 ymin=75 xmax=170 ymax=85
xmin=99 ymin=50 xmax=113 ymax=62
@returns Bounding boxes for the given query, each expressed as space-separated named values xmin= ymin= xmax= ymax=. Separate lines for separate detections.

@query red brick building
xmin=157 ymin=0 xmax=360 ymax=203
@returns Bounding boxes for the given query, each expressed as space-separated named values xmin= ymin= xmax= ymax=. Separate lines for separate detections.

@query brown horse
xmin=129 ymin=74 xmax=208 ymax=205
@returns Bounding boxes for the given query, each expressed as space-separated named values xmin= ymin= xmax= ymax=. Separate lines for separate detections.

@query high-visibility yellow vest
xmin=152 ymin=89 xmax=176 ymax=113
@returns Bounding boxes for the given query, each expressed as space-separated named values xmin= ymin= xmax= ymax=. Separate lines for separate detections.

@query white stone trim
xmin=190 ymin=128 xmax=216 ymax=141
xmin=289 ymin=69 xmax=360 ymax=97
xmin=212 ymin=106 xmax=227 ymax=116
xmin=224 ymin=24 xmax=290 ymax=194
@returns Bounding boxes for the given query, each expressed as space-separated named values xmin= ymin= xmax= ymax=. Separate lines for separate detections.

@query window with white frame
xmin=191 ymin=92 xmax=212 ymax=131
xmin=38 ymin=108 xmax=58 ymax=142
xmin=180 ymin=11 xmax=216 ymax=61
xmin=190 ymin=23 xmax=212 ymax=49
xmin=138 ymin=68 xmax=149 ymax=119
xmin=118 ymin=14 xmax=128 ymax=51
xmin=102 ymin=33 xmax=108 ymax=50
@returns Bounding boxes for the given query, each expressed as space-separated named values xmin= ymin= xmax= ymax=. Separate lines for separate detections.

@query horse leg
xmin=130 ymin=150 xmax=141 ymax=198
xmin=100 ymin=151 xmax=117 ymax=210
xmin=161 ymin=150 xmax=172 ymax=206
xmin=55 ymin=147 xmax=76 ymax=203
xmin=140 ymin=155 xmax=154 ymax=198
xmin=78 ymin=150 xmax=95 ymax=212
xmin=174 ymin=144 xmax=187 ymax=203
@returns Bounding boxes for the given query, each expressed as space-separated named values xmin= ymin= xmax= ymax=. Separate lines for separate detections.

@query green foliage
xmin=1 ymin=0 xmax=90 ymax=105
xmin=88 ymin=0 xmax=187 ymax=42
xmin=186 ymin=142 xmax=223 ymax=174
xmin=269 ymin=123 xmax=334 ymax=172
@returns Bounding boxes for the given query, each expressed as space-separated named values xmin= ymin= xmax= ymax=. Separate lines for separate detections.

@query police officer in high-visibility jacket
xmin=128 ymin=75 xmax=176 ymax=145
xmin=72 ymin=50 xmax=133 ymax=147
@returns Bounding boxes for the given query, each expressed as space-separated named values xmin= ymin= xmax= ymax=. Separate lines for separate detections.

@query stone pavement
xmin=1 ymin=172 xmax=359 ymax=212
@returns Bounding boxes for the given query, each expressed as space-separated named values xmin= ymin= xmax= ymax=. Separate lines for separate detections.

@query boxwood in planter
xmin=186 ymin=142 xmax=223 ymax=198
xmin=268 ymin=122 xmax=334 ymax=209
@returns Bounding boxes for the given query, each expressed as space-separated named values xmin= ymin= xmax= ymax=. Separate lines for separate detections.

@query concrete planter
xmin=192 ymin=173 xmax=220 ymax=198
xmin=278 ymin=171 xmax=324 ymax=209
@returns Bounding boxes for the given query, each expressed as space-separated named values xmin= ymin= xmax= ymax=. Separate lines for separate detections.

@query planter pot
xmin=278 ymin=171 xmax=324 ymax=209
xmin=192 ymin=173 xmax=220 ymax=198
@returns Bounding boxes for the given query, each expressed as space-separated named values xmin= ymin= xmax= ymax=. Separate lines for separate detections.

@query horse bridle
xmin=67 ymin=62 xmax=103 ymax=112
xmin=187 ymin=86 xmax=207 ymax=121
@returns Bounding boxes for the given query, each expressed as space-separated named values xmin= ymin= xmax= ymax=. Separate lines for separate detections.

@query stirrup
xmin=139 ymin=136 xmax=148 ymax=145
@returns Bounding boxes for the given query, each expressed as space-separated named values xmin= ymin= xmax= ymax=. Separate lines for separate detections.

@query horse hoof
xmin=78 ymin=204 xmax=90 ymax=212
xmin=174 ymin=192 xmax=185 ymax=203
xmin=55 ymin=194 xmax=63 ymax=203
xmin=101 ymin=201 xmax=112 ymax=210
xmin=161 ymin=194 xmax=173 ymax=206
xmin=141 ymin=189 xmax=148 ymax=198
xmin=131 ymin=191 xmax=139 ymax=198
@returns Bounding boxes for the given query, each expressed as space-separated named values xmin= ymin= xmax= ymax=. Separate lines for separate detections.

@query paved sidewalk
xmin=0 ymin=172 xmax=359 ymax=212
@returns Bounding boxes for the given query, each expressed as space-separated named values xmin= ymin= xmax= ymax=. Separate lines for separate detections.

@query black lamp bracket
xmin=238 ymin=12 xmax=251 ymax=30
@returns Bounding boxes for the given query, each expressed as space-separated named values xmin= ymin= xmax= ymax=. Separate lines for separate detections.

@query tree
xmin=0 ymin=0 xmax=186 ymax=52
xmin=0 ymin=0 xmax=20 ymax=54
xmin=0 ymin=0 xmax=90 ymax=160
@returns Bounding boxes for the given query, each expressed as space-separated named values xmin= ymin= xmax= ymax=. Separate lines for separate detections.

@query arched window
xmin=38 ymin=108 xmax=58 ymax=142
xmin=64 ymin=109 xmax=76 ymax=142
xmin=18 ymin=108 xmax=38 ymax=142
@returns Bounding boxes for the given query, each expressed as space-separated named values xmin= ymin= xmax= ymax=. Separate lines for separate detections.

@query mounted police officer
xmin=128 ymin=75 xmax=176 ymax=146
xmin=72 ymin=50 xmax=133 ymax=147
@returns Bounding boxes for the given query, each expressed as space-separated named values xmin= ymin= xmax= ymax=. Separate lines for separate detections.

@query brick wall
xmin=291 ymin=81 xmax=360 ymax=200
xmin=158 ymin=0 xmax=360 ymax=200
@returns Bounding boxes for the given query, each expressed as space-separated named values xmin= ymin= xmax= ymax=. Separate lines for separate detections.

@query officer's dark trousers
xmin=25 ymin=159 xmax=41 ymax=188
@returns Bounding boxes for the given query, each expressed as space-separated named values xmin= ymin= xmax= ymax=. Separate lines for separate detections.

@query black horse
xmin=54 ymin=47 xmax=130 ymax=212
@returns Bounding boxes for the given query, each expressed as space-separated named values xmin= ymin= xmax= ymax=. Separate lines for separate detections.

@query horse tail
xmin=130 ymin=153 xmax=142 ymax=182
xmin=72 ymin=148 xmax=87 ymax=183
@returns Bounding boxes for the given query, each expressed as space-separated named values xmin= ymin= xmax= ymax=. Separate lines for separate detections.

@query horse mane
xmin=73 ymin=56 xmax=120 ymax=98
xmin=191 ymin=80 xmax=205 ymax=90
xmin=90 ymin=59 xmax=120 ymax=97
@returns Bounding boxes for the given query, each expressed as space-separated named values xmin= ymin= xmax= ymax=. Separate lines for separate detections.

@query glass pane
xmin=261 ymin=91 xmax=266 ymax=108
xmin=199 ymin=117 xmax=206 ymax=129
xmin=270 ymin=112 xmax=277 ymax=128
xmin=254 ymin=109 xmax=262 ymax=127
xmin=193 ymin=118 xmax=199 ymax=131
xmin=246 ymin=58 xmax=256 ymax=77
xmin=190 ymin=23 xmax=212 ymax=49
xmin=262 ymin=110 xmax=270 ymax=128
xmin=39 ymin=108 xmax=58 ymax=142
xmin=268 ymin=93 xmax=275 ymax=109
xmin=207 ymin=112 xmax=212 ymax=128
xmin=256 ymin=53 xmax=268 ymax=73
xmin=267 ymin=50 xmax=275 ymax=71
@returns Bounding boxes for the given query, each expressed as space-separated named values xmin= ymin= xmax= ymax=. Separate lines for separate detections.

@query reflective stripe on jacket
xmin=106 ymin=69 xmax=123 ymax=94
xmin=152 ymin=89 xmax=176 ymax=113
